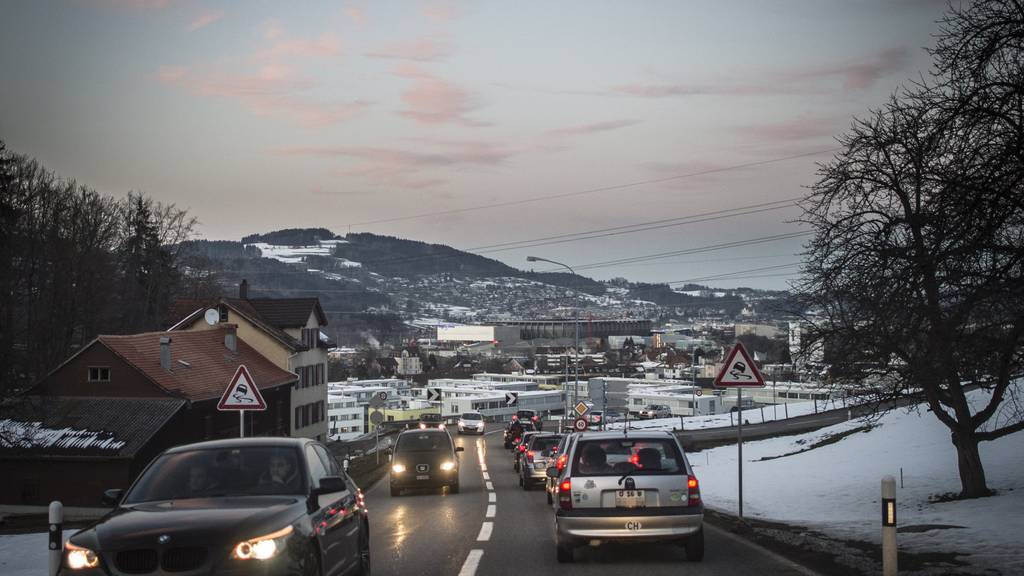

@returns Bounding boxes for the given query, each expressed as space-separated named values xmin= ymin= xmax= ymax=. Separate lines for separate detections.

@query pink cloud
xmin=786 ymin=47 xmax=909 ymax=90
xmin=345 ymin=7 xmax=366 ymax=26
xmin=365 ymin=36 xmax=451 ymax=62
xmin=98 ymin=0 xmax=172 ymax=8
xmin=422 ymin=3 xmax=459 ymax=22
xmin=187 ymin=9 xmax=224 ymax=32
xmin=157 ymin=64 xmax=368 ymax=128
xmin=276 ymin=140 xmax=514 ymax=188
xmin=258 ymin=33 xmax=342 ymax=60
xmin=263 ymin=19 xmax=283 ymax=40
xmin=736 ymin=116 xmax=843 ymax=142
xmin=545 ymin=119 xmax=640 ymax=138
xmin=393 ymin=65 xmax=486 ymax=126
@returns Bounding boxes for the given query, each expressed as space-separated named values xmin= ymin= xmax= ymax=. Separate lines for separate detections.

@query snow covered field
xmin=606 ymin=400 xmax=823 ymax=431
xmin=693 ymin=387 xmax=1024 ymax=574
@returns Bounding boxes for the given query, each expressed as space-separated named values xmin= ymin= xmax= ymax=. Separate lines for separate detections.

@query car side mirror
xmin=102 ymin=488 xmax=124 ymax=506
xmin=343 ymin=459 xmax=350 ymax=471
xmin=455 ymin=446 xmax=464 ymax=453
xmin=312 ymin=476 xmax=347 ymax=497
xmin=546 ymin=467 xmax=559 ymax=479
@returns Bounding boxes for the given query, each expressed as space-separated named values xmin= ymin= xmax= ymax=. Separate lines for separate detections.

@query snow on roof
xmin=0 ymin=419 xmax=127 ymax=452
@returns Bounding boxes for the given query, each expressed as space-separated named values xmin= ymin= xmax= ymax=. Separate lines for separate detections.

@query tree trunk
xmin=952 ymin=430 xmax=990 ymax=498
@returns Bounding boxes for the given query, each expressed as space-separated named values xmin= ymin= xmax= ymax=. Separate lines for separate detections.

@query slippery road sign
xmin=714 ymin=342 xmax=766 ymax=388
xmin=218 ymin=365 xmax=267 ymax=410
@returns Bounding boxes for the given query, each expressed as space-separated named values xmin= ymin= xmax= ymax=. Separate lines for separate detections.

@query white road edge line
xmin=457 ymin=549 xmax=484 ymax=576
xmin=476 ymin=522 xmax=493 ymax=541
xmin=488 ymin=492 xmax=496 ymax=503
xmin=705 ymin=521 xmax=824 ymax=576
xmin=485 ymin=481 xmax=494 ymax=491
xmin=482 ymin=472 xmax=490 ymax=480
xmin=486 ymin=504 xmax=496 ymax=518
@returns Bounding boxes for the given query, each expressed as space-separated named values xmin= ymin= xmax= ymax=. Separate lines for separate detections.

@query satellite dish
xmin=204 ymin=308 xmax=220 ymax=325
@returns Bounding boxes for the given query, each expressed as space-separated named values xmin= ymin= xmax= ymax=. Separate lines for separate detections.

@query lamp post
xmin=527 ymin=256 xmax=580 ymax=426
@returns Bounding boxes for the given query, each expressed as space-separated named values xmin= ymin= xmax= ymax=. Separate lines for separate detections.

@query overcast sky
xmin=0 ymin=0 xmax=950 ymax=290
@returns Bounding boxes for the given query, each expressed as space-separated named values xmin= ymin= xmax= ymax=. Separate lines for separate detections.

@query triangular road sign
xmin=218 ymin=365 xmax=267 ymax=410
xmin=714 ymin=342 xmax=766 ymax=388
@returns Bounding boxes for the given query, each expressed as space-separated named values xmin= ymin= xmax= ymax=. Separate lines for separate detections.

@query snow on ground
xmin=606 ymin=401 xmax=822 ymax=431
xmin=248 ymin=242 xmax=361 ymax=267
xmin=693 ymin=386 xmax=1024 ymax=574
xmin=0 ymin=532 xmax=65 ymax=576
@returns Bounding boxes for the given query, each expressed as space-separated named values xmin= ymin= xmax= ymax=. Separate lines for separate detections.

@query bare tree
xmin=795 ymin=2 xmax=1024 ymax=498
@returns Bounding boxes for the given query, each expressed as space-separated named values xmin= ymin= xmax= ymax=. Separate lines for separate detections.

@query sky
xmin=0 ymin=0 xmax=951 ymax=290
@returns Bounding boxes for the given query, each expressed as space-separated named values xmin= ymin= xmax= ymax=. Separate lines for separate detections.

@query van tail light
xmin=558 ymin=478 xmax=572 ymax=510
xmin=687 ymin=475 xmax=701 ymax=506
xmin=526 ymin=450 xmax=535 ymax=462
xmin=556 ymin=453 xmax=568 ymax=471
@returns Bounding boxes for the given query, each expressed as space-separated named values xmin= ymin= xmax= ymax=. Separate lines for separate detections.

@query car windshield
xmin=461 ymin=413 xmax=482 ymax=420
xmin=571 ymin=439 xmax=686 ymax=477
xmin=396 ymin=432 xmax=451 ymax=452
xmin=420 ymin=413 xmax=442 ymax=421
xmin=124 ymin=446 xmax=307 ymax=503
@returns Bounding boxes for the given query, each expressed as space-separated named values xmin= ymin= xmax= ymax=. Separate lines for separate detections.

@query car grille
xmin=115 ymin=549 xmax=158 ymax=573
xmin=114 ymin=547 xmax=208 ymax=573
xmin=162 ymin=547 xmax=208 ymax=572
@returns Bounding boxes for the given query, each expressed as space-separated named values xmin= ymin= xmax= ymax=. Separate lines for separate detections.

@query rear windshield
xmin=529 ymin=436 xmax=562 ymax=455
xmin=420 ymin=413 xmax=442 ymax=421
xmin=571 ymin=438 xmax=685 ymax=477
xmin=462 ymin=413 xmax=482 ymax=420
xmin=396 ymin=433 xmax=451 ymax=452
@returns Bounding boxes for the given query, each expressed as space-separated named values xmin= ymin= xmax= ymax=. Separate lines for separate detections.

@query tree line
xmin=0 ymin=140 xmax=199 ymax=394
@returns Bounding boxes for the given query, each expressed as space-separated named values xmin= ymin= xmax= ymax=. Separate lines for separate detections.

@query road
xmin=362 ymin=429 xmax=817 ymax=576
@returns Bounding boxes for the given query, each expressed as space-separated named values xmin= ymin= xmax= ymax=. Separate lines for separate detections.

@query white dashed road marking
xmin=476 ymin=522 xmax=493 ymax=542
xmin=458 ymin=550 xmax=484 ymax=576
xmin=482 ymin=471 xmax=490 ymax=480
xmin=486 ymin=504 xmax=496 ymax=518
xmin=485 ymin=481 xmax=493 ymax=490
xmin=488 ymin=492 xmax=496 ymax=503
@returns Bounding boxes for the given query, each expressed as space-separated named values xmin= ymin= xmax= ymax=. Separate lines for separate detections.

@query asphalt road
xmin=362 ymin=429 xmax=817 ymax=576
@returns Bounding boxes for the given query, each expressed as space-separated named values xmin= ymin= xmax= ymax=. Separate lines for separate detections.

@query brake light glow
xmin=687 ymin=475 xmax=701 ymax=505
xmin=518 ymin=444 xmax=526 ymax=452
xmin=558 ymin=478 xmax=572 ymax=510
xmin=526 ymin=450 xmax=535 ymax=462
xmin=556 ymin=453 xmax=568 ymax=471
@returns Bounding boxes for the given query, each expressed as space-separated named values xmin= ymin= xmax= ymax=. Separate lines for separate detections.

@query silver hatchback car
xmin=548 ymin=430 xmax=704 ymax=563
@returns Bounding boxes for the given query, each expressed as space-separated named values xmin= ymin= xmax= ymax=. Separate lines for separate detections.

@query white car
xmin=457 ymin=412 xmax=485 ymax=435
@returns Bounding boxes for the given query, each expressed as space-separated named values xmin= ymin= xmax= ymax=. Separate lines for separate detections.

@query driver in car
xmin=259 ymin=453 xmax=301 ymax=493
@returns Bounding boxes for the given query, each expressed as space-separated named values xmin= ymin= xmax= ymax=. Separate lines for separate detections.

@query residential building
xmin=168 ymin=280 xmax=330 ymax=440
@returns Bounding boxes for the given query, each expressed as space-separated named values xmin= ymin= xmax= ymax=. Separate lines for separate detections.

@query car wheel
xmin=353 ymin=522 xmax=371 ymax=576
xmin=556 ymin=543 xmax=574 ymax=564
xmin=685 ymin=528 xmax=705 ymax=562
xmin=390 ymin=485 xmax=400 ymax=497
xmin=546 ymin=489 xmax=553 ymax=505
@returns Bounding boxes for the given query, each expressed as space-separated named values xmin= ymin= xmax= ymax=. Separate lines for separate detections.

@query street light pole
xmin=527 ymin=256 xmax=580 ymax=425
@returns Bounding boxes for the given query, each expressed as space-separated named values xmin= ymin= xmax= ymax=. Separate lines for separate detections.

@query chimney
xmin=239 ymin=279 xmax=249 ymax=300
xmin=224 ymin=324 xmax=238 ymax=353
xmin=160 ymin=336 xmax=172 ymax=371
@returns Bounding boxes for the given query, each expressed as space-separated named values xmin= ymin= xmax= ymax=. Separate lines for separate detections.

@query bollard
xmin=882 ymin=475 xmax=897 ymax=576
xmin=49 ymin=500 xmax=63 ymax=576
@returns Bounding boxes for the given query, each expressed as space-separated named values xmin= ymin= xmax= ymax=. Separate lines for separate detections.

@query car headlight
xmin=392 ymin=463 xmax=406 ymax=473
xmin=438 ymin=423 xmax=446 ymax=430
xmin=232 ymin=525 xmax=293 ymax=561
xmin=419 ymin=423 xmax=427 ymax=429
xmin=440 ymin=461 xmax=456 ymax=471
xmin=65 ymin=542 xmax=100 ymax=570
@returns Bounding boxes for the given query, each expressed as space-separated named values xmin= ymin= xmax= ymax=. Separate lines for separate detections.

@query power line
xmin=341 ymin=147 xmax=837 ymax=228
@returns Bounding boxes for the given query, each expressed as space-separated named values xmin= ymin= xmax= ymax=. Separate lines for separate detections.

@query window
xmin=218 ymin=305 xmax=229 ymax=323
xmin=301 ymin=328 xmax=318 ymax=348
xmin=88 ymin=367 xmax=110 ymax=382
xmin=305 ymin=445 xmax=329 ymax=487
xmin=295 ymin=407 xmax=302 ymax=429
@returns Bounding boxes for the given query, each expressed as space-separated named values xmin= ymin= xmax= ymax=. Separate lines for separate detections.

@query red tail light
xmin=687 ymin=475 xmax=701 ymax=506
xmin=556 ymin=453 xmax=568 ymax=471
xmin=558 ymin=478 xmax=572 ymax=510
xmin=532 ymin=415 xmax=538 ymax=421
xmin=526 ymin=450 xmax=535 ymax=462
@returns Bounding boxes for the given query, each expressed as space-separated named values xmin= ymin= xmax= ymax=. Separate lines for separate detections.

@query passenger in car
xmin=636 ymin=447 xmax=661 ymax=471
xmin=187 ymin=464 xmax=220 ymax=495
xmin=579 ymin=444 xmax=609 ymax=474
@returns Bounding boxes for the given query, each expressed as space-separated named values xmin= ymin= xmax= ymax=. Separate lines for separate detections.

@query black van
xmin=389 ymin=428 xmax=463 ymax=496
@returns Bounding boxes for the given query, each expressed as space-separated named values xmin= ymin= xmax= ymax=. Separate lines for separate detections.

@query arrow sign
xmin=505 ymin=392 xmax=519 ymax=406
xmin=714 ymin=342 xmax=766 ymax=388
xmin=218 ymin=365 xmax=267 ymax=410
xmin=427 ymin=387 xmax=442 ymax=402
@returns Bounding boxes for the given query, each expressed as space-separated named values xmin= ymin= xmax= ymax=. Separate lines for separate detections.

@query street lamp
xmin=526 ymin=256 xmax=580 ymax=427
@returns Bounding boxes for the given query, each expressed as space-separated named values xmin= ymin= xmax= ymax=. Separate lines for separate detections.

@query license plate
xmin=416 ymin=475 xmax=429 ymax=480
xmin=615 ymin=489 xmax=646 ymax=509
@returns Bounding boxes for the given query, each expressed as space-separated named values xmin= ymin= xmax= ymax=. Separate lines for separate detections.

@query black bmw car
xmin=389 ymin=428 xmax=463 ymax=496
xmin=59 ymin=437 xmax=370 ymax=575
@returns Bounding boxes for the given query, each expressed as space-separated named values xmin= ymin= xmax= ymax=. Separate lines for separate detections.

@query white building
xmin=472 ymin=373 xmax=565 ymax=386
xmin=789 ymin=321 xmax=825 ymax=365
xmin=627 ymin=389 xmax=720 ymax=416
xmin=327 ymin=393 xmax=365 ymax=441
xmin=436 ymin=325 xmax=522 ymax=344
xmin=395 ymin=351 xmax=422 ymax=376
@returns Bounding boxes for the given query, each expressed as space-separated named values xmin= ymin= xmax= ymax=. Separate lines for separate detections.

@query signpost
xmin=574 ymin=401 xmax=590 ymax=417
xmin=427 ymin=387 xmax=442 ymax=402
xmin=217 ymin=365 xmax=267 ymax=438
xmin=714 ymin=342 xmax=766 ymax=521
xmin=573 ymin=417 xmax=588 ymax=432
xmin=505 ymin=392 xmax=519 ymax=407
